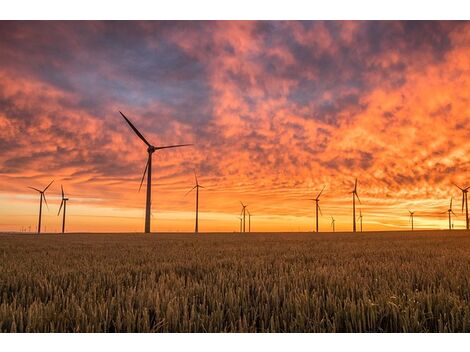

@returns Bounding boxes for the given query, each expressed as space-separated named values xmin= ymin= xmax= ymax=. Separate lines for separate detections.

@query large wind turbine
xmin=351 ymin=178 xmax=361 ymax=232
xmin=409 ymin=210 xmax=415 ymax=231
xmin=454 ymin=184 xmax=470 ymax=230
xmin=119 ymin=111 xmax=192 ymax=233
xmin=186 ymin=171 xmax=204 ymax=234
xmin=57 ymin=185 xmax=69 ymax=234
xmin=308 ymin=186 xmax=325 ymax=232
xmin=331 ymin=216 xmax=336 ymax=232
xmin=28 ymin=180 xmax=54 ymax=234
xmin=240 ymin=202 xmax=248 ymax=233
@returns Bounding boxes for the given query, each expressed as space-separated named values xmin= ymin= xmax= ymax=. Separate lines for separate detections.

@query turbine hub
xmin=148 ymin=146 xmax=156 ymax=153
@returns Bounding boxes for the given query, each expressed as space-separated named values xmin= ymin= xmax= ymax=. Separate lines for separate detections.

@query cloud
xmin=1 ymin=21 xmax=470 ymax=232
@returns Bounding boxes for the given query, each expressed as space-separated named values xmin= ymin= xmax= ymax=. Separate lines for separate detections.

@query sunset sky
xmin=1 ymin=21 xmax=470 ymax=232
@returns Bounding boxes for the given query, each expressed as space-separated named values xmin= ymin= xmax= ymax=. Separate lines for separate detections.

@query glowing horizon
xmin=1 ymin=21 xmax=470 ymax=233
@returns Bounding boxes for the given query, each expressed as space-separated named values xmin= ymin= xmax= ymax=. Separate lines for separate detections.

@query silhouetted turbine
xmin=308 ymin=186 xmax=325 ymax=233
xmin=454 ymin=184 xmax=470 ymax=230
xmin=331 ymin=216 xmax=335 ymax=232
xmin=28 ymin=180 xmax=53 ymax=234
xmin=357 ymin=209 xmax=363 ymax=232
xmin=185 ymin=170 xmax=204 ymax=234
xmin=57 ymin=185 xmax=69 ymax=234
xmin=442 ymin=197 xmax=456 ymax=230
xmin=351 ymin=178 xmax=361 ymax=232
xmin=409 ymin=210 xmax=415 ymax=231
xmin=240 ymin=202 xmax=248 ymax=233
xmin=120 ymin=111 xmax=192 ymax=233
xmin=247 ymin=210 xmax=251 ymax=233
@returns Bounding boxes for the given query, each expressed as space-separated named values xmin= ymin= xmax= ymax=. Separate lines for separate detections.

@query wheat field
xmin=1 ymin=231 xmax=470 ymax=332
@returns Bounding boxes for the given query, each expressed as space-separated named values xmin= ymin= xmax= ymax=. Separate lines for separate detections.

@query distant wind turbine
xmin=442 ymin=197 xmax=456 ymax=230
xmin=454 ymin=184 xmax=470 ymax=230
xmin=240 ymin=202 xmax=248 ymax=233
xmin=247 ymin=210 xmax=251 ymax=233
xmin=119 ymin=111 xmax=192 ymax=233
xmin=358 ymin=210 xmax=363 ymax=232
xmin=185 ymin=170 xmax=204 ymax=234
xmin=307 ymin=186 xmax=325 ymax=232
xmin=28 ymin=180 xmax=54 ymax=234
xmin=409 ymin=210 xmax=415 ymax=231
xmin=351 ymin=178 xmax=361 ymax=232
xmin=331 ymin=216 xmax=335 ymax=232
xmin=57 ymin=185 xmax=69 ymax=234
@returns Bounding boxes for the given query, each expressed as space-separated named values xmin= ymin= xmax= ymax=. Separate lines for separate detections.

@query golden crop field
xmin=1 ymin=231 xmax=470 ymax=332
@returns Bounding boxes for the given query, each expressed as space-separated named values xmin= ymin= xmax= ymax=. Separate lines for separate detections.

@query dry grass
xmin=1 ymin=231 xmax=470 ymax=332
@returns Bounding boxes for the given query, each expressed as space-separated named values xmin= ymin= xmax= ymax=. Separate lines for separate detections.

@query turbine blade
xmin=138 ymin=159 xmax=149 ymax=193
xmin=318 ymin=205 xmax=323 ymax=217
xmin=316 ymin=185 xmax=326 ymax=199
xmin=354 ymin=178 xmax=358 ymax=192
xmin=28 ymin=186 xmax=41 ymax=193
xmin=454 ymin=183 xmax=464 ymax=191
xmin=43 ymin=194 xmax=49 ymax=211
xmin=194 ymin=170 xmax=198 ymax=186
xmin=155 ymin=144 xmax=193 ymax=150
xmin=119 ymin=111 xmax=151 ymax=147
xmin=355 ymin=193 xmax=361 ymax=204
xmin=184 ymin=186 xmax=197 ymax=197
xmin=57 ymin=200 xmax=64 ymax=216
xmin=43 ymin=180 xmax=54 ymax=192
xmin=61 ymin=185 xmax=64 ymax=199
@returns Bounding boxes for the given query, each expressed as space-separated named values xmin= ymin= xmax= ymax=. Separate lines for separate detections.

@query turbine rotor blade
xmin=28 ymin=186 xmax=41 ymax=193
xmin=318 ymin=205 xmax=323 ymax=216
xmin=61 ymin=185 xmax=64 ymax=199
xmin=119 ymin=111 xmax=151 ymax=147
xmin=355 ymin=192 xmax=361 ymax=204
xmin=138 ymin=158 xmax=150 ymax=193
xmin=43 ymin=194 xmax=49 ymax=211
xmin=184 ymin=186 xmax=197 ymax=197
xmin=194 ymin=170 xmax=198 ymax=186
xmin=43 ymin=180 xmax=54 ymax=192
xmin=57 ymin=200 xmax=64 ymax=216
xmin=155 ymin=144 xmax=193 ymax=150
xmin=453 ymin=183 xmax=464 ymax=191
xmin=316 ymin=185 xmax=326 ymax=199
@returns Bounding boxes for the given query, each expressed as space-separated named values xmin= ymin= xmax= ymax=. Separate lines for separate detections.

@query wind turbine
xmin=28 ymin=180 xmax=53 ymax=234
xmin=247 ymin=210 xmax=251 ymax=233
xmin=351 ymin=178 xmax=361 ymax=232
xmin=454 ymin=184 xmax=470 ymax=230
xmin=307 ymin=186 xmax=325 ymax=232
xmin=240 ymin=202 xmax=248 ymax=233
xmin=185 ymin=170 xmax=204 ymax=234
xmin=57 ymin=185 xmax=69 ymax=234
xmin=409 ymin=210 xmax=415 ymax=231
xmin=442 ymin=197 xmax=456 ymax=230
xmin=331 ymin=216 xmax=335 ymax=232
xmin=357 ymin=210 xmax=363 ymax=232
xmin=119 ymin=111 xmax=192 ymax=233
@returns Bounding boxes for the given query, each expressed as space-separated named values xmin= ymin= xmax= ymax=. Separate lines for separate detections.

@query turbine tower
xmin=28 ymin=180 xmax=53 ymax=234
xmin=454 ymin=184 xmax=470 ymax=230
xmin=239 ymin=216 xmax=242 ymax=233
xmin=351 ymin=178 xmax=361 ymax=232
xmin=186 ymin=170 xmax=204 ymax=234
xmin=120 ymin=111 xmax=192 ymax=233
xmin=240 ymin=202 xmax=248 ymax=233
xmin=409 ymin=210 xmax=415 ymax=231
xmin=308 ymin=186 xmax=325 ymax=232
xmin=331 ymin=216 xmax=335 ymax=232
xmin=57 ymin=185 xmax=69 ymax=234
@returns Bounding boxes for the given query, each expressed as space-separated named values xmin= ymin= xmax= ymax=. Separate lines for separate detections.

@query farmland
xmin=1 ymin=231 xmax=470 ymax=332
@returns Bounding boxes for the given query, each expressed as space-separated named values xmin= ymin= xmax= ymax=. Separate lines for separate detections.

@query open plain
xmin=1 ymin=231 xmax=470 ymax=332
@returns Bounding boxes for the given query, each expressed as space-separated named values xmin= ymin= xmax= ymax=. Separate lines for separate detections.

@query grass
xmin=1 ymin=231 xmax=470 ymax=332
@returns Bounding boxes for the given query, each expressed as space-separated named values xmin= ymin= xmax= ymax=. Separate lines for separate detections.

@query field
xmin=1 ymin=231 xmax=470 ymax=332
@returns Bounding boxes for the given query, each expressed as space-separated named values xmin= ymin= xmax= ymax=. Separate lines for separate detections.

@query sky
xmin=1 ymin=20 xmax=470 ymax=233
